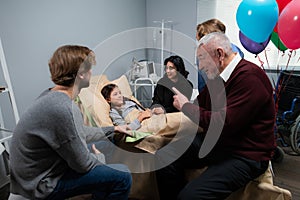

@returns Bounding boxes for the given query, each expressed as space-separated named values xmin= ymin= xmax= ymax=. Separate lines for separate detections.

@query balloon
xmin=276 ymin=0 xmax=292 ymax=13
xmin=236 ymin=0 xmax=279 ymax=43
xmin=278 ymin=0 xmax=300 ymax=50
xmin=239 ymin=31 xmax=270 ymax=54
xmin=270 ymin=31 xmax=288 ymax=51
xmin=274 ymin=0 xmax=292 ymax=32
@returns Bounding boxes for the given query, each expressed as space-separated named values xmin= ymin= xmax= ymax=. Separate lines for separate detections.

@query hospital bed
xmin=74 ymin=74 xmax=292 ymax=200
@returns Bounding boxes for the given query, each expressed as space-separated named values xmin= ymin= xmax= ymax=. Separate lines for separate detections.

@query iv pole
xmin=153 ymin=19 xmax=172 ymax=77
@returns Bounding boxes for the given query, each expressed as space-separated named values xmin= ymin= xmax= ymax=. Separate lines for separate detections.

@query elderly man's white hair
xmin=198 ymin=32 xmax=233 ymax=56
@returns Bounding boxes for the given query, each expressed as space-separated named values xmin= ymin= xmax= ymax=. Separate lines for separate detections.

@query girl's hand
xmin=137 ymin=109 xmax=152 ymax=122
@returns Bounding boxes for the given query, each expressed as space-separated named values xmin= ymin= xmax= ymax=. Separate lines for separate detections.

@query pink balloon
xmin=274 ymin=0 xmax=292 ymax=32
xmin=278 ymin=0 xmax=300 ymax=50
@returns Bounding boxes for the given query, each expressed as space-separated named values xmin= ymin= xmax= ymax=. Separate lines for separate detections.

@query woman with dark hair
xmin=151 ymin=55 xmax=193 ymax=113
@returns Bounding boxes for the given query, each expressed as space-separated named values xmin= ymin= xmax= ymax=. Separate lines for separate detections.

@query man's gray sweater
xmin=9 ymin=90 xmax=114 ymax=199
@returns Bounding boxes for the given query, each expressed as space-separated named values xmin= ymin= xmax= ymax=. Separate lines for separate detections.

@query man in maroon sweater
xmin=156 ymin=32 xmax=275 ymax=200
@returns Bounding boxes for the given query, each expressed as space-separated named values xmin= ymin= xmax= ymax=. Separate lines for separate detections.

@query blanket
xmin=76 ymin=75 xmax=292 ymax=200
xmin=77 ymin=75 xmax=199 ymax=154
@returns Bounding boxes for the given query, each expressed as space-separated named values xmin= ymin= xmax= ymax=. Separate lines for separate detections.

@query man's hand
xmin=91 ymin=144 xmax=101 ymax=154
xmin=115 ymin=125 xmax=132 ymax=136
xmin=172 ymin=87 xmax=189 ymax=111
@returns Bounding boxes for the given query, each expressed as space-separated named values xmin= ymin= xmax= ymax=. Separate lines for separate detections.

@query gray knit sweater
xmin=9 ymin=89 xmax=114 ymax=199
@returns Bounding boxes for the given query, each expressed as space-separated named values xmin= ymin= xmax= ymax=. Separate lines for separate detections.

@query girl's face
xmin=109 ymin=87 xmax=124 ymax=107
xmin=165 ymin=61 xmax=178 ymax=82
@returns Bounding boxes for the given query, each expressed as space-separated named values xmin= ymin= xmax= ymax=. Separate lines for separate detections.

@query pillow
xmin=111 ymin=75 xmax=144 ymax=108
xmin=78 ymin=75 xmax=113 ymax=126
xmin=78 ymin=75 xmax=140 ymax=127
xmin=110 ymin=75 xmax=133 ymax=98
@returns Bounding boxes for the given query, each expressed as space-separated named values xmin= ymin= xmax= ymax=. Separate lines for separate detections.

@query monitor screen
xmin=148 ymin=62 xmax=155 ymax=74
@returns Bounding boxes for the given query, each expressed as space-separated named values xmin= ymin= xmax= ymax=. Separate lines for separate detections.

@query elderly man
xmin=156 ymin=32 xmax=275 ymax=200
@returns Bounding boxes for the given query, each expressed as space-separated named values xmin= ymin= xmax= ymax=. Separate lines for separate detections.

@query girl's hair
xmin=101 ymin=83 xmax=118 ymax=101
xmin=49 ymin=45 xmax=96 ymax=86
xmin=164 ymin=55 xmax=189 ymax=78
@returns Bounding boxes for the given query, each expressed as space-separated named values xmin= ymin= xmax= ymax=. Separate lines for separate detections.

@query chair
xmin=274 ymin=70 xmax=300 ymax=155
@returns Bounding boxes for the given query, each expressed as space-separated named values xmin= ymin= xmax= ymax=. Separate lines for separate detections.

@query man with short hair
xmin=9 ymin=45 xmax=132 ymax=200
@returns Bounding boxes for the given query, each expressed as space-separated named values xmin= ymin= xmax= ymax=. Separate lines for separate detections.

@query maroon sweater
xmin=182 ymin=59 xmax=275 ymax=161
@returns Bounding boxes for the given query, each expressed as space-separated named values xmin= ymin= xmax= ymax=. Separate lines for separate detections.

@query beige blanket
xmin=122 ymin=106 xmax=199 ymax=153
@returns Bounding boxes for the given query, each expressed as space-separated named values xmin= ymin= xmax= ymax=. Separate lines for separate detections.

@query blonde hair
xmin=196 ymin=18 xmax=226 ymax=41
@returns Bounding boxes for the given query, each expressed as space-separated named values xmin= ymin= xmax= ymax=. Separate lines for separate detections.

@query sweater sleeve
xmin=182 ymin=67 xmax=274 ymax=137
xmin=83 ymin=126 xmax=114 ymax=143
xmin=48 ymin=104 xmax=102 ymax=173
xmin=110 ymin=109 xmax=126 ymax=125
xmin=54 ymin=136 xmax=101 ymax=173
xmin=128 ymin=119 xmax=141 ymax=130
xmin=109 ymin=109 xmax=141 ymax=130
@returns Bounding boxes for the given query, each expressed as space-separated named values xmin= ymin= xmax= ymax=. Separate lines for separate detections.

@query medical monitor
xmin=147 ymin=61 xmax=155 ymax=75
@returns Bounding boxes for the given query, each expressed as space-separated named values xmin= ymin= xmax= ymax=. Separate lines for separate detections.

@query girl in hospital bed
xmin=101 ymin=83 xmax=198 ymax=154
xmin=101 ymin=83 xmax=164 ymax=131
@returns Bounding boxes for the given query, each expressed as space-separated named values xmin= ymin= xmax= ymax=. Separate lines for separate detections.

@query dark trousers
xmin=156 ymin=134 xmax=269 ymax=200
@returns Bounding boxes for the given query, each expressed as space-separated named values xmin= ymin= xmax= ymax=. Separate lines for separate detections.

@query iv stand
xmin=153 ymin=19 xmax=172 ymax=77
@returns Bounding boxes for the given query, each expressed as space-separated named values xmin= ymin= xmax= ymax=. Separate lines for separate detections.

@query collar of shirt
xmin=220 ymin=53 xmax=242 ymax=82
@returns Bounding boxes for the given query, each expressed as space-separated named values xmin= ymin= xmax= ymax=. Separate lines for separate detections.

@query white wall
xmin=146 ymin=0 xmax=198 ymax=87
xmin=197 ymin=0 xmax=300 ymax=71
xmin=3 ymin=0 xmax=297 ymax=130
xmin=0 ymin=0 xmax=146 ymax=129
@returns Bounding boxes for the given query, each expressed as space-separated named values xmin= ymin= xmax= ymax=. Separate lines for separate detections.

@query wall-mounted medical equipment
xmin=129 ymin=58 xmax=159 ymax=83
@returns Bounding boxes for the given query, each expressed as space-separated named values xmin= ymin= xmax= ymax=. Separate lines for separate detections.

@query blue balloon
xmin=236 ymin=0 xmax=279 ymax=43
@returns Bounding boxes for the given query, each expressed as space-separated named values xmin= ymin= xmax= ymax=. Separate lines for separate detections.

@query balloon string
xmin=263 ymin=48 xmax=275 ymax=88
xmin=285 ymin=50 xmax=293 ymax=70
xmin=276 ymin=51 xmax=283 ymax=74
xmin=264 ymin=49 xmax=270 ymax=69
xmin=273 ymin=71 xmax=294 ymax=126
xmin=256 ymin=55 xmax=265 ymax=70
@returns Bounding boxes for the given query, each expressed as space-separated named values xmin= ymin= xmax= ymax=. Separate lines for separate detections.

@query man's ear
xmin=216 ymin=48 xmax=225 ymax=59
xmin=77 ymin=72 xmax=85 ymax=79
